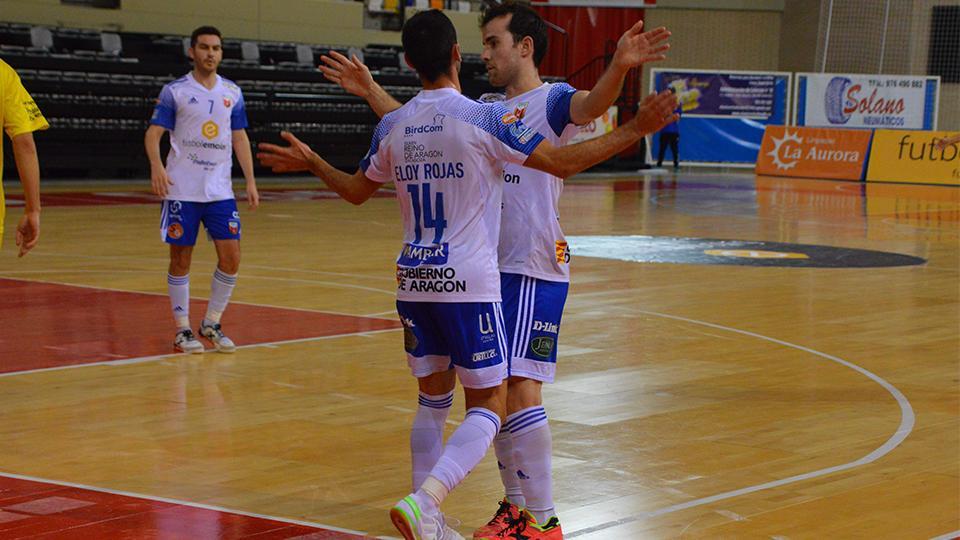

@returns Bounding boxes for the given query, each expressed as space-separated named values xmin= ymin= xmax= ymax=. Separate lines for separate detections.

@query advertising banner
xmin=569 ymin=106 xmax=617 ymax=144
xmin=756 ymin=126 xmax=872 ymax=180
xmin=657 ymin=71 xmax=779 ymax=119
xmin=866 ymin=130 xmax=960 ymax=185
xmin=795 ymin=73 xmax=939 ymax=130
xmin=649 ymin=69 xmax=791 ymax=165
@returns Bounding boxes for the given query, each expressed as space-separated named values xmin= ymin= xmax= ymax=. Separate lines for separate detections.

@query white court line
xmin=0 ymin=327 xmax=400 ymax=379
xmin=566 ymin=310 xmax=916 ymax=537
xmin=0 ymin=270 xmax=395 ymax=297
xmin=0 ymin=275 xmax=396 ymax=320
xmin=930 ymin=530 xmax=960 ymax=540
xmin=28 ymin=250 xmax=395 ymax=283
xmin=0 ymin=469 xmax=373 ymax=537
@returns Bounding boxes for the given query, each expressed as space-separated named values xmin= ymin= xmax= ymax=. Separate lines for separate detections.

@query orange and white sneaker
xmin=472 ymin=498 xmax=522 ymax=539
xmin=504 ymin=509 xmax=563 ymax=540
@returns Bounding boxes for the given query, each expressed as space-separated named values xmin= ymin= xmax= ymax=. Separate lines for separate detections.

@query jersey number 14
xmin=407 ymin=183 xmax=447 ymax=245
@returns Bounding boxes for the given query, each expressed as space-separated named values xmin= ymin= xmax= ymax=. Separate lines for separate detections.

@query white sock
xmin=204 ymin=268 xmax=237 ymax=325
xmin=505 ymin=406 xmax=555 ymax=523
xmin=167 ymin=273 xmax=190 ymax=329
xmin=493 ymin=428 xmax=525 ymax=507
xmin=411 ymin=391 xmax=453 ymax=491
xmin=425 ymin=407 xmax=500 ymax=499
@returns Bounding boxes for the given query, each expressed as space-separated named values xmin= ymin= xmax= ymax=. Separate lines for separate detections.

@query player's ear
xmin=519 ymin=36 xmax=534 ymax=59
xmin=452 ymin=43 xmax=462 ymax=64
xmin=404 ymin=52 xmax=415 ymax=71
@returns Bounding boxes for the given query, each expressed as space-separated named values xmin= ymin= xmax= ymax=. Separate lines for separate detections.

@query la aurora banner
xmin=795 ymin=73 xmax=939 ymax=130
xmin=756 ymin=126 xmax=872 ymax=180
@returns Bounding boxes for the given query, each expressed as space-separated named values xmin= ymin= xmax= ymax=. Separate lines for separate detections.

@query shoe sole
xmin=212 ymin=343 xmax=236 ymax=353
xmin=389 ymin=507 xmax=417 ymax=540
xmin=174 ymin=345 xmax=204 ymax=354
xmin=200 ymin=334 xmax=236 ymax=354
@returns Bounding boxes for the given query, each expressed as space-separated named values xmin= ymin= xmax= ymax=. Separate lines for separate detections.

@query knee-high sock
xmin=416 ymin=407 xmax=500 ymax=510
xmin=411 ymin=391 xmax=453 ymax=491
xmin=167 ymin=273 xmax=190 ymax=329
xmin=493 ymin=427 xmax=525 ymax=506
xmin=505 ymin=406 xmax=555 ymax=523
xmin=204 ymin=268 xmax=237 ymax=324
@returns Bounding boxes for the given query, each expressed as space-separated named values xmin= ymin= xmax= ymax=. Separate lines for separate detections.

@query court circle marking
xmin=567 ymin=309 xmax=915 ymax=537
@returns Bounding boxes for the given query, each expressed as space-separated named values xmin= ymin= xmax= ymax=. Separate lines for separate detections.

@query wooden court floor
xmin=0 ymin=171 xmax=957 ymax=539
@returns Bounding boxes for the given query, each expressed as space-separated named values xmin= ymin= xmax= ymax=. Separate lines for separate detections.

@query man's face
xmin=481 ymin=15 xmax=525 ymax=87
xmin=189 ymin=34 xmax=223 ymax=74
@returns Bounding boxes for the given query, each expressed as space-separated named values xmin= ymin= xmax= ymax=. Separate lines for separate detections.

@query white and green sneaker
xmin=198 ymin=321 xmax=236 ymax=353
xmin=390 ymin=495 xmax=445 ymax=540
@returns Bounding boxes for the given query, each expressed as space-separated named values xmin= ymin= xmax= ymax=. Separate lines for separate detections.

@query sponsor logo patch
xmin=530 ymin=336 xmax=555 ymax=358
xmin=167 ymin=223 xmax=184 ymax=240
xmin=555 ymin=241 xmax=570 ymax=264
xmin=201 ymin=120 xmax=219 ymax=140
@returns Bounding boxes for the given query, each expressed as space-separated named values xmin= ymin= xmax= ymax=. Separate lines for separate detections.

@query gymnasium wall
xmin=639 ymin=7 xmax=782 ymax=99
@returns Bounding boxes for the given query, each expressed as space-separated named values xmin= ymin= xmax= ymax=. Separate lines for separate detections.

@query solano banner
xmin=795 ymin=73 xmax=939 ymax=130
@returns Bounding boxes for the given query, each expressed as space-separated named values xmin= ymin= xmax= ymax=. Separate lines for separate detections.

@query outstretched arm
xmin=320 ymin=51 xmax=402 ymax=118
xmin=257 ymin=131 xmax=381 ymax=205
xmin=569 ymin=21 xmax=671 ymax=125
xmin=526 ymin=90 xmax=678 ymax=179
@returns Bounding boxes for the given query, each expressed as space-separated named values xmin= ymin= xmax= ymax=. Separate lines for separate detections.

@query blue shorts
xmin=396 ymin=301 xmax=509 ymax=389
xmin=501 ymin=273 xmax=569 ymax=383
xmin=160 ymin=199 xmax=241 ymax=246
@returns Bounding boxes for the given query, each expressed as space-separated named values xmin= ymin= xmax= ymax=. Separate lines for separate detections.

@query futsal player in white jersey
xmin=145 ymin=26 xmax=260 ymax=354
xmin=258 ymin=10 xmax=676 ymax=540
xmin=318 ymin=4 xmax=670 ymax=537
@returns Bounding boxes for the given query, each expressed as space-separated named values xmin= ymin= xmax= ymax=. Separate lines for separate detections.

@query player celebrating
xmin=144 ymin=26 xmax=259 ymax=354
xmin=258 ymin=10 xmax=676 ymax=540
xmin=1 ymin=59 xmax=47 ymax=258
xmin=318 ymin=4 xmax=670 ymax=537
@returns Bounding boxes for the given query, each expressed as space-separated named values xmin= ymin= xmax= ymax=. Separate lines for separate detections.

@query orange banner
xmin=755 ymin=126 xmax=872 ymax=180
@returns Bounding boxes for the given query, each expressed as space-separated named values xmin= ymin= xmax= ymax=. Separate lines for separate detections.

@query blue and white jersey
xmin=361 ymin=87 xmax=545 ymax=303
xmin=495 ymin=82 xmax=580 ymax=283
xmin=150 ymin=73 xmax=248 ymax=202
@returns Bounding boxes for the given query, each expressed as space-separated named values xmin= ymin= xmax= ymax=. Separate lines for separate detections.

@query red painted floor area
xmin=3 ymin=188 xmax=393 ymax=208
xmin=0 ymin=278 xmax=400 ymax=373
xmin=0 ymin=476 xmax=368 ymax=539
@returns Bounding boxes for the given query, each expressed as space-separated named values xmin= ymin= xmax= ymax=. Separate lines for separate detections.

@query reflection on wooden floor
xmin=0 ymin=172 xmax=957 ymax=539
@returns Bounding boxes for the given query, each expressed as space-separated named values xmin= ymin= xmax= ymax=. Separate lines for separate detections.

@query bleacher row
xmin=1 ymin=21 xmax=493 ymax=177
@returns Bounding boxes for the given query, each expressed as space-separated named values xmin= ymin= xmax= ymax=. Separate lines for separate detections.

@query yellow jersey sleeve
xmin=2 ymin=60 xmax=49 ymax=138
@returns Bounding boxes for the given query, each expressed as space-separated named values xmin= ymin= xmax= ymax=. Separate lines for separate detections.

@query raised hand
xmin=612 ymin=21 xmax=671 ymax=70
xmin=257 ymin=131 xmax=316 ymax=173
xmin=320 ymin=50 xmax=375 ymax=98
xmin=630 ymin=91 xmax=680 ymax=136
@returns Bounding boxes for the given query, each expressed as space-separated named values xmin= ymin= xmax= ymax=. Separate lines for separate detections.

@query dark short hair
xmin=190 ymin=26 xmax=222 ymax=48
xmin=402 ymin=10 xmax=458 ymax=83
xmin=480 ymin=2 xmax=548 ymax=67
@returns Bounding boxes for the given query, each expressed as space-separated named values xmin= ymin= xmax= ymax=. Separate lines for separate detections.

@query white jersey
xmin=495 ymin=82 xmax=580 ymax=283
xmin=361 ymin=87 xmax=545 ymax=303
xmin=150 ymin=73 xmax=247 ymax=202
